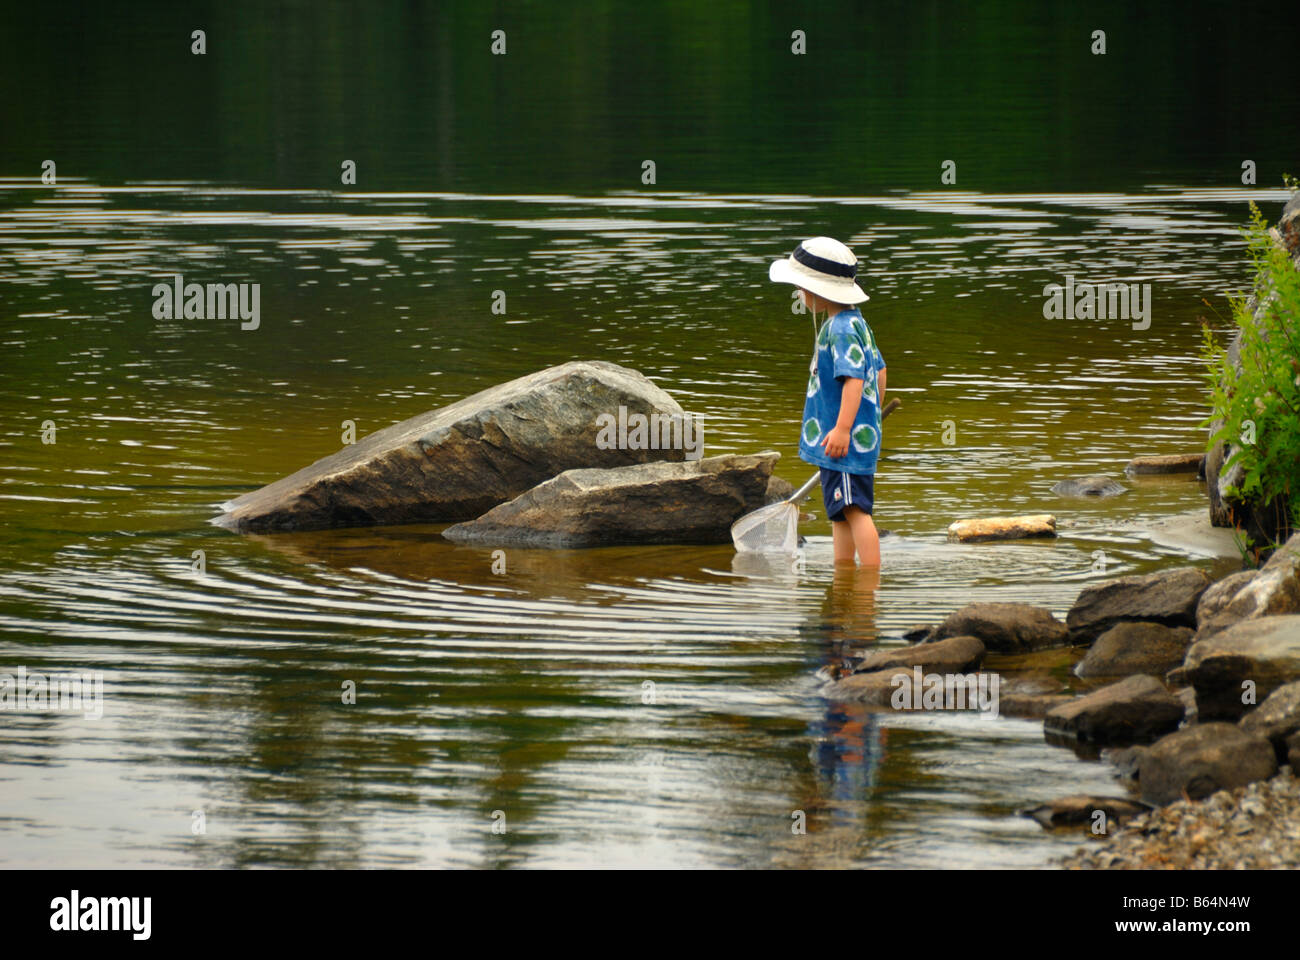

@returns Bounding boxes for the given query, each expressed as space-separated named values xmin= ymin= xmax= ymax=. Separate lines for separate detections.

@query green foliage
xmin=1199 ymin=191 xmax=1300 ymax=548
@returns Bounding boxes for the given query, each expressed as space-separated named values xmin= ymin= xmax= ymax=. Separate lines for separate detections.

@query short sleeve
xmin=831 ymin=316 xmax=869 ymax=381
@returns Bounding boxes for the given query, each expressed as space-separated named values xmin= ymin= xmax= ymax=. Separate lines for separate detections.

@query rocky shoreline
xmin=819 ymin=531 xmax=1300 ymax=869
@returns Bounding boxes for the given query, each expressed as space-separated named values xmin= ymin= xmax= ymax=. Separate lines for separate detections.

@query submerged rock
xmin=1051 ymin=475 xmax=1126 ymax=497
xmin=1021 ymin=795 xmax=1149 ymax=829
xmin=215 ymin=361 xmax=692 ymax=532
xmin=442 ymin=453 xmax=778 ymax=547
xmin=1136 ymin=723 xmax=1277 ymax=807
xmin=1065 ymin=567 xmax=1212 ymax=644
xmin=1184 ymin=615 xmax=1300 ymax=721
xmin=946 ymin=514 xmax=1056 ymax=543
xmin=1043 ymin=675 xmax=1185 ymax=745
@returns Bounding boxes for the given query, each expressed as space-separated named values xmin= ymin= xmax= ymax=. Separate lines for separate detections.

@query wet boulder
xmin=215 ymin=361 xmax=692 ymax=532
xmin=1195 ymin=569 xmax=1260 ymax=629
xmin=1136 ymin=723 xmax=1278 ymax=806
xmin=442 ymin=453 xmax=778 ymax=547
xmin=1066 ymin=567 xmax=1212 ymax=643
xmin=1183 ymin=615 xmax=1300 ymax=721
xmin=1074 ymin=621 xmax=1195 ymax=679
xmin=1051 ymin=475 xmax=1126 ymax=498
xmin=1196 ymin=532 xmax=1300 ymax=637
xmin=1239 ymin=680 xmax=1300 ymax=762
xmin=931 ymin=602 xmax=1068 ymax=652
xmin=1043 ymin=675 xmax=1185 ymax=745
xmin=1000 ymin=693 xmax=1076 ymax=719
xmin=851 ymin=635 xmax=985 ymax=676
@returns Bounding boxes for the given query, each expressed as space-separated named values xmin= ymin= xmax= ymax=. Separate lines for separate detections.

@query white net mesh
xmin=730 ymin=502 xmax=799 ymax=554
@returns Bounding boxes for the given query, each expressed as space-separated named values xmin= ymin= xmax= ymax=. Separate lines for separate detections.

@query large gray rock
xmin=1239 ymin=680 xmax=1300 ymax=761
xmin=442 ymin=453 xmax=778 ymax=547
xmin=1183 ymin=615 xmax=1300 ymax=721
xmin=930 ymin=602 xmax=1068 ymax=652
xmin=1065 ymin=567 xmax=1212 ymax=643
xmin=1074 ymin=621 xmax=1195 ymax=678
xmin=1197 ymin=532 xmax=1300 ymax=636
xmin=1136 ymin=723 xmax=1278 ymax=806
xmin=1043 ymin=675 xmax=1185 ymax=745
xmin=215 ymin=361 xmax=692 ymax=532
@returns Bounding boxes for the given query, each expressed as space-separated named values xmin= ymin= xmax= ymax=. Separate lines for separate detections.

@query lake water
xmin=2 ymin=2 xmax=1298 ymax=868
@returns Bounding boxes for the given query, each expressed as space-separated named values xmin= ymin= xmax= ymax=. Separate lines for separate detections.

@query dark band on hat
xmin=793 ymin=244 xmax=857 ymax=279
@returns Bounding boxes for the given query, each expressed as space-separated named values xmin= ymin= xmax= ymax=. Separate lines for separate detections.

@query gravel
xmin=1059 ymin=766 xmax=1300 ymax=869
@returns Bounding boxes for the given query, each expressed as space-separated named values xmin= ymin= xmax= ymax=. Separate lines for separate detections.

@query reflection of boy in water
xmin=805 ymin=565 xmax=887 ymax=826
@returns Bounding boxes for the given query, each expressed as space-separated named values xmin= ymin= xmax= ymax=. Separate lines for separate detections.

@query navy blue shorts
xmin=820 ymin=468 xmax=874 ymax=521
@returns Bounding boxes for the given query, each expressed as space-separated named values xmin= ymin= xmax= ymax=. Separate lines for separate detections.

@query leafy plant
xmin=1199 ymin=187 xmax=1300 ymax=552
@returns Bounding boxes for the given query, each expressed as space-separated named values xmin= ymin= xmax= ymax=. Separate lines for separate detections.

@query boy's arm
xmin=822 ymin=378 xmax=863 ymax=459
xmin=878 ymin=366 xmax=886 ymax=401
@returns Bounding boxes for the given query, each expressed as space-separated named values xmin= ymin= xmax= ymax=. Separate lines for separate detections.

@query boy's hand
xmin=821 ymin=424 xmax=851 ymax=459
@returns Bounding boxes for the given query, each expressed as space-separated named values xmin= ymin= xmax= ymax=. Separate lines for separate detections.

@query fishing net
xmin=730 ymin=500 xmax=800 ymax=554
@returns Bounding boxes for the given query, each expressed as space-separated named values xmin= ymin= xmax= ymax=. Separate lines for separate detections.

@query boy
xmin=769 ymin=237 xmax=887 ymax=566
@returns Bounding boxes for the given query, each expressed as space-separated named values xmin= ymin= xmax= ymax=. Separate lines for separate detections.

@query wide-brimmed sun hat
xmin=768 ymin=236 xmax=869 ymax=305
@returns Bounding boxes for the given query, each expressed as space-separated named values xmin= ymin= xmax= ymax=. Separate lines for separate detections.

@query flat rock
xmin=931 ymin=602 xmax=1068 ymax=652
xmin=1239 ymin=680 xmax=1300 ymax=759
xmin=1184 ymin=615 xmax=1300 ymax=721
xmin=1075 ymin=621 xmax=1195 ymax=678
xmin=1136 ymin=723 xmax=1278 ymax=806
xmin=1066 ymin=566 xmax=1212 ymax=643
xmin=1125 ymin=453 xmax=1205 ymax=476
xmin=216 ymin=361 xmax=690 ymax=532
xmin=824 ymin=668 xmax=998 ymax=712
xmin=1196 ymin=569 xmax=1260 ymax=629
xmin=1198 ymin=532 xmax=1300 ymax=637
xmin=1051 ymin=475 xmax=1126 ymax=498
xmin=442 ymin=453 xmax=778 ymax=547
xmin=1000 ymin=693 xmax=1076 ymax=719
xmin=1021 ymin=794 xmax=1149 ymax=829
xmin=1044 ymin=674 xmax=1185 ymax=745
xmin=851 ymin=634 xmax=985 ymax=676
xmin=947 ymin=514 xmax=1056 ymax=543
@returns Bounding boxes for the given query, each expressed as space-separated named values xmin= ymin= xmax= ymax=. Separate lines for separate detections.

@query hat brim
xmin=768 ymin=259 xmax=869 ymax=304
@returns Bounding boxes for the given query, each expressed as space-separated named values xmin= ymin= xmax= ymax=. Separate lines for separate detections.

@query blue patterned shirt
xmin=798 ymin=307 xmax=886 ymax=474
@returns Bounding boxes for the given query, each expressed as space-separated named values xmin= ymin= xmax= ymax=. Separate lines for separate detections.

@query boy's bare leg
xmin=841 ymin=505 xmax=880 ymax=566
xmin=831 ymin=519 xmax=857 ymax=564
